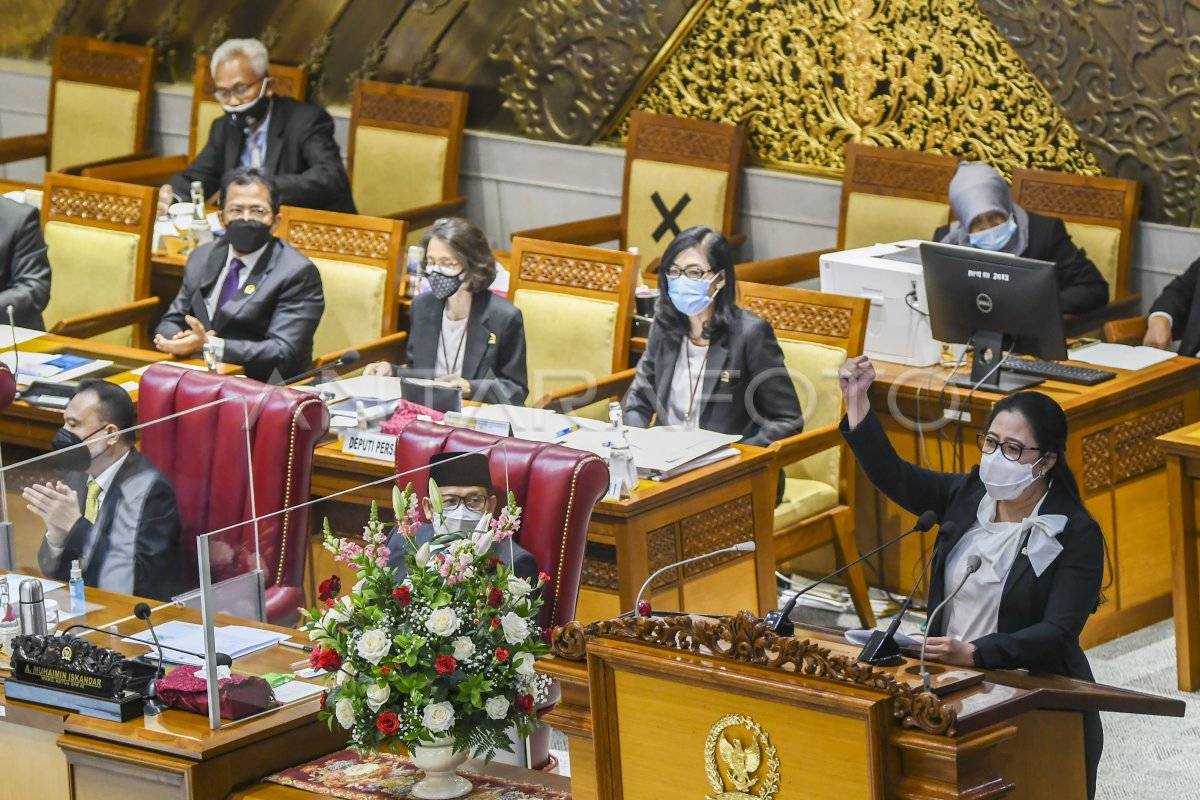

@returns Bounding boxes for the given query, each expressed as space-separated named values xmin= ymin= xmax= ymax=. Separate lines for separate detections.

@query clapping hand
xmin=24 ymin=481 xmax=82 ymax=546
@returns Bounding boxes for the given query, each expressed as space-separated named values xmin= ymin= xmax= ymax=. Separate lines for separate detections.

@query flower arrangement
xmin=302 ymin=481 xmax=550 ymax=761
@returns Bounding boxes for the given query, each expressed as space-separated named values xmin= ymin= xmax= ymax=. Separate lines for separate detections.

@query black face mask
xmin=224 ymin=90 xmax=271 ymax=130
xmin=225 ymin=219 xmax=273 ymax=254
xmin=50 ymin=426 xmax=104 ymax=473
xmin=426 ymin=271 xmax=464 ymax=301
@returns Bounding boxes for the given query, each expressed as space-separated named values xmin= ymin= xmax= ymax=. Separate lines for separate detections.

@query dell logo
xmin=975 ymin=293 xmax=993 ymax=313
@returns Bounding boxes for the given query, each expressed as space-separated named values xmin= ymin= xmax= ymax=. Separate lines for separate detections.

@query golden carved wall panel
xmin=612 ymin=0 xmax=1101 ymax=181
xmin=680 ymin=494 xmax=753 ymax=576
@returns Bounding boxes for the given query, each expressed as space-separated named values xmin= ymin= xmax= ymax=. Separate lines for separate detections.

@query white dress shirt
xmin=664 ymin=339 xmax=709 ymax=427
xmin=434 ymin=312 xmax=469 ymax=377
xmin=203 ymin=239 xmax=271 ymax=359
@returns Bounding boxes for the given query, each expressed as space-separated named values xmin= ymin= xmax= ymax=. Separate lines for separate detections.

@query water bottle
xmin=18 ymin=578 xmax=47 ymax=636
xmin=608 ymin=401 xmax=624 ymax=429
xmin=405 ymin=245 xmax=426 ymax=298
xmin=69 ymin=559 xmax=86 ymax=615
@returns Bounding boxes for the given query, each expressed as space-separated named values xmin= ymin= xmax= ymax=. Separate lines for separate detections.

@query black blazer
xmin=37 ymin=449 xmax=183 ymax=601
xmin=842 ymin=410 xmax=1104 ymax=681
xmin=623 ymin=308 xmax=803 ymax=447
xmin=167 ymin=96 xmax=356 ymax=214
xmin=935 ymin=210 xmax=1109 ymax=315
xmin=0 ymin=197 xmax=50 ymax=329
xmin=394 ymin=290 xmax=528 ymax=406
xmin=385 ymin=522 xmax=538 ymax=586
xmin=1149 ymin=256 xmax=1200 ymax=357
xmin=156 ymin=238 xmax=325 ymax=382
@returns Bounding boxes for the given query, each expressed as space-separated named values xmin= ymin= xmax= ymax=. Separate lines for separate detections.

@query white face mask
xmin=434 ymin=505 xmax=486 ymax=536
xmin=979 ymin=450 xmax=1044 ymax=501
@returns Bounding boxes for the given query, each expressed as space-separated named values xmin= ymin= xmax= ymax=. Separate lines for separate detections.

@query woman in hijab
xmin=934 ymin=162 xmax=1109 ymax=315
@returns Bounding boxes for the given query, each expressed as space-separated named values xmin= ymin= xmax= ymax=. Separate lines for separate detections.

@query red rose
xmin=495 ymin=647 xmax=509 ymax=662
xmin=318 ymin=574 xmax=341 ymax=601
xmin=376 ymin=711 xmax=400 ymax=736
xmin=541 ymin=627 xmax=553 ymax=644
xmin=516 ymin=694 xmax=534 ymax=714
xmin=538 ymin=572 xmax=551 ymax=584
xmin=435 ymin=655 xmax=458 ymax=675
xmin=487 ymin=587 xmax=504 ymax=608
xmin=393 ymin=586 xmax=412 ymax=607
xmin=381 ymin=665 xmax=391 ymax=675
xmin=488 ymin=557 xmax=502 ymax=569
xmin=490 ymin=617 xmax=501 ymax=629
xmin=318 ymin=647 xmax=342 ymax=671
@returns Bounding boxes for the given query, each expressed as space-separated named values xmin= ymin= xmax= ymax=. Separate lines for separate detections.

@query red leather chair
xmin=0 ymin=364 xmax=14 ymax=412
xmin=394 ymin=421 xmax=608 ymax=630
xmin=137 ymin=364 xmax=329 ymax=626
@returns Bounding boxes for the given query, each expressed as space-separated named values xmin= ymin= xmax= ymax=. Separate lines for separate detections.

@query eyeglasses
xmin=213 ymin=77 xmax=265 ymax=104
xmin=976 ymin=433 xmax=1043 ymax=462
xmin=425 ymin=259 xmax=464 ymax=276
xmin=664 ymin=265 xmax=713 ymax=281
xmin=440 ymin=493 xmax=489 ymax=512
xmin=223 ymin=204 xmax=273 ymax=221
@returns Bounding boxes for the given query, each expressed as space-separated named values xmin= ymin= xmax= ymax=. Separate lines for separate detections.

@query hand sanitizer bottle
xmin=70 ymin=559 xmax=86 ymax=615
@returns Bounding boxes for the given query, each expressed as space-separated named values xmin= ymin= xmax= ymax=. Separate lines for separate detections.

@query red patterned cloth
xmin=266 ymin=750 xmax=570 ymax=799
xmin=380 ymin=400 xmax=445 ymax=435
xmin=154 ymin=665 xmax=277 ymax=720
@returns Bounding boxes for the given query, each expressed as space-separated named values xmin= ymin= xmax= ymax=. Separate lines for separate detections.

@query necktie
xmin=215 ymin=257 xmax=245 ymax=315
xmin=84 ymin=480 xmax=101 ymax=524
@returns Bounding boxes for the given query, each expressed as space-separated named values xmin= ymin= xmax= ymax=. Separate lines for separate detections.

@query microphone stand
xmin=918 ymin=555 xmax=981 ymax=693
xmin=633 ymin=541 xmax=756 ymax=616
xmin=135 ymin=602 xmax=168 ymax=714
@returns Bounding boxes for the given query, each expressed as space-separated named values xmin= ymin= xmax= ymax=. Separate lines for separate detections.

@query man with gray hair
xmin=158 ymin=38 xmax=355 ymax=216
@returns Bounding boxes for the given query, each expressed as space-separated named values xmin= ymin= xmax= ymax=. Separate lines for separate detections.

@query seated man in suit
xmin=29 ymin=380 xmax=182 ymax=601
xmin=0 ymin=195 xmax=50 ymax=329
xmin=153 ymin=166 xmax=325 ymax=382
xmin=386 ymin=452 xmax=537 ymax=585
xmin=1145 ymin=259 xmax=1200 ymax=356
xmin=934 ymin=161 xmax=1109 ymax=315
xmin=156 ymin=37 xmax=355 ymax=216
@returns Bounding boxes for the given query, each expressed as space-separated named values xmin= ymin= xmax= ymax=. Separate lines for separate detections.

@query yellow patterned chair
xmin=85 ymin=56 xmax=309 ymax=187
xmin=737 ymin=142 xmax=957 ymax=284
xmin=508 ymin=237 xmax=637 ymax=417
xmin=40 ymin=173 xmax=161 ymax=348
xmin=345 ymin=80 xmax=469 ymax=243
xmin=0 ymin=37 xmax=154 ymax=176
xmin=1011 ymin=167 xmax=1142 ymax=336
xmin=513 ymin=111 xmax=748 ymax=270
xmin=274 ymin=206 xmax=409 ymax=372
xmin=737 ymin=281 xmax=875 ymax=628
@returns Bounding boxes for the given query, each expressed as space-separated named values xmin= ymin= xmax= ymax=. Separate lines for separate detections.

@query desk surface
xmin=0 ymin=580 xmax=326 ymax=762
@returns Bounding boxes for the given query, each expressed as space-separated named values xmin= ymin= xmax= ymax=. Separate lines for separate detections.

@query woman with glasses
xmin=364 ymin=218 xmax=528 ymax=406
xmin=621 ymin=226 xmax=802 ymax=448
xmin=839 ymin=354 xmax=1105 ymax=799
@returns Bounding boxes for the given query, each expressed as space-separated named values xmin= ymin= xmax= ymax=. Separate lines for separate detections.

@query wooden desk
xmin=1156 ymin=421 xmax=1200 ymax=691
xmin=539 ymin=613 xmax=1184 ymax=800
xmin=0 ymin=333 xmax=238 ymax=450
xmin=0 ymin=581 xmax=343 ymax=800
xmin=309 ymin=441 xmax=780 ymax=621
xmin=864 ymin=354 xmax=1200 ymax=648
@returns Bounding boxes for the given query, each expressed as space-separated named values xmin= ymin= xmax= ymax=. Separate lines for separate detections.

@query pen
xmin=280 ymin=640 xmax=314 ymax=653
xmin=551 ymin=423 xmax=579 ymax=439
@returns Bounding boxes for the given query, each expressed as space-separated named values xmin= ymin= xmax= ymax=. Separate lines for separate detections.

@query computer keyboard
xmin=1000 ymin=356 xmax=1116 ymax=386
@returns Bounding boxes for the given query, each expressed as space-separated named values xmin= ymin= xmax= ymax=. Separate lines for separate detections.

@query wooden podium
xmin=539 ymin=611 xmax=1183 ymax=800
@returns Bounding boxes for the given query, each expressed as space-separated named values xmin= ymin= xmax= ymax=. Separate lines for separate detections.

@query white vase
xmin=409 ymin=737 xmax=472 ymax=799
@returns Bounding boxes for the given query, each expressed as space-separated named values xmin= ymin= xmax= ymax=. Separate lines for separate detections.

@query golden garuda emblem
xmin=704 ymin=714 xmax=780 ymax=800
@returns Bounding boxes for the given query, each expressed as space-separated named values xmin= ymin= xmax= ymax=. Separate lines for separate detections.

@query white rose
xmin=335 ymin=662 xmax=357 ymax=686
xmin=335 ymin=697 xmax=356 ymax=729
xmin=356 ymin=628 xmax=392 ymax=665
xmin=452 ymin=636 xmax=476 ymax=661
xmin=425 ymin=607 xmax=461 ymax=638
xmin=513 ymin=651 xmax=535 ymax=678
xmin=423 ymin=701 xmax=456 ymax=734
xmin=500 ymin=611 xmax=530 ymax=645
xmin=366 ymin=682 xmax=391 ymax=712
xmin=485 ymin=695 xmax=510 ymax=720
xmin=507 ymin=576 xmax=532 ymax=598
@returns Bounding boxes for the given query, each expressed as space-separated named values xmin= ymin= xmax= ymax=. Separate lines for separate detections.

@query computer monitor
xmin=920 ymin=242 xmax=1067 ymax=392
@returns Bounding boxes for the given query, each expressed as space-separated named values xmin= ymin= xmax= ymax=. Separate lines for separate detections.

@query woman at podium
xmin=622 ymin=226 xmax=802 ymax=447
xmin=838 ymin=354 xmax=1106 ymax=799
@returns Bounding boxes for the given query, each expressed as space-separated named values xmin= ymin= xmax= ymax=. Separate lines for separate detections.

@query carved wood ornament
xmin=551 ymin=610 xmax=959 ymax=736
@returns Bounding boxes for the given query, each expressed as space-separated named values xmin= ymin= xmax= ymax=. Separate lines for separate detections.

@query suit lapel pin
xmin=1020 ymin=546 xmax=1029 ymax=556
xmin=488 ymin=332 xmax=497 ymax=345
xmin=244 ymin=284 xmax=256 ymax=295
xmin=720 ymin=370 xmax=731 ymax=383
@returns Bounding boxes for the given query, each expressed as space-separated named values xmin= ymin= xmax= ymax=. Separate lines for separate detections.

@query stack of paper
xmin=123 ymin=620 xmax=290 ymax=666
xmin=1069 ymin=342 xmax=1176 ymax=371
xmin=0 ymin=351 xmax=111 ymax=383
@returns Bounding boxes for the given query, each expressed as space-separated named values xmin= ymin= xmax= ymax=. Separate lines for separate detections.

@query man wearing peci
xmin=30 ymin=380 xmax=183 ymax=601
xmin=156 ymin=37 xmax=355 ymax=216
xmin=154 ymin=167 xmax=325 ymax=383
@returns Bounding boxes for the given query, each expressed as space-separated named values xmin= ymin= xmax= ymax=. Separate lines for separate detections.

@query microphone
xmin=858 ymin=520 xmax=960 ymax=665
xmin=765 ymin=510 xmax=939 ymax=636
xmin=287 ymin=349 xmax=360 ymax=384
xmin=133 ymin=602 xmax=168 ymax=712
xmin=918 ymin=554 xmax=982 ymax=693
xmin=634 ymin=541 xmax=756 ymax=617
xmin=60 ymin=620 xmax=234 ymax=667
